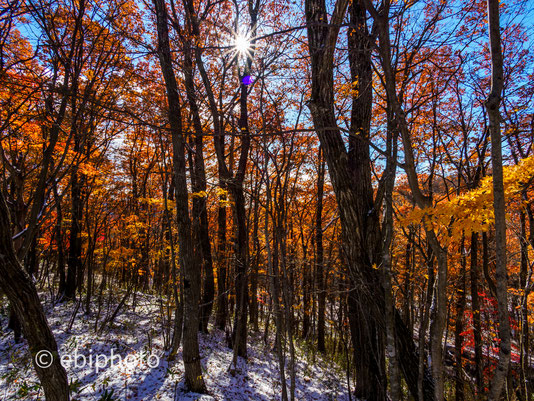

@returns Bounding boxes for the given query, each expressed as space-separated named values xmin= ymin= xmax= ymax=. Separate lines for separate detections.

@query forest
xmin=0 ymin=0 xmax=533 ymax=400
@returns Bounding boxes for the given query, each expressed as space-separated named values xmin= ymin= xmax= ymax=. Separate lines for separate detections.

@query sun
xmin=234 ymin=35 xmax=251 ymax=54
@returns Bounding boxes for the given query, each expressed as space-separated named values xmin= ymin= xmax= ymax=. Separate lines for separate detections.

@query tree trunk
xmin=53 ymin=182 xmax=67 ymax=298
xmin=360 ymin=1 xmax=446 ymax=398
xmin=427 ymin=239 xmax=448 ymax=401
xmin=419 ymin=249 xmax=435 ymax=401
xmin=65 ymin=166 xmax=82 ymax=301
xmin=347 ymin=1 xmax=388 ymax=382
xmin=65 ymin=67 xmax=85 ymax=301
xmin=301 ymin=258 xmax=311 ymax=339
xmin=382 ymin=104 xmax=401 ymax=401
xmin=229 ymin=179 xmax=249 ymax=360
xmin=182 ymin=40 xmax=215 ymax=333
xmin=216 ymin=199 xmax=228 ymax=330
xmin=316 ymin=149 xmax=326 ymax=352
xmin=486 ymin=0 xmax=511 ymax=398
xmin=250 ymin=190 xmax=260 ymax=332
xmin=229 ymin=57 xmax=254 ymax=361
xmin=519 ymin=211 xmax=531 ymax=400
xmin=0 ymin=191 xmax=70 ymax=401
xmin=153 ymin=0 xmax=206 ymax=392
xmin=264 ymin=166 xmax=289 ymax=401
xmin=305 ymin=0 xmax=435 ymax=398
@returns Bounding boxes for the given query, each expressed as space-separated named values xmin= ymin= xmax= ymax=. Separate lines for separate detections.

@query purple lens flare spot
xmin=242 ymin=75 xmax=253 ymax=85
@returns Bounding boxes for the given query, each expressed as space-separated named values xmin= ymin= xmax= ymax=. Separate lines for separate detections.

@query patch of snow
xmin=0 ymin=291 xmax=351 ymax=400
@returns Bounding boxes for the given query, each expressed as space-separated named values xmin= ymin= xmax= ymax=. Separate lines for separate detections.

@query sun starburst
xmin=234 ymin=35 xmax=251 ymax=54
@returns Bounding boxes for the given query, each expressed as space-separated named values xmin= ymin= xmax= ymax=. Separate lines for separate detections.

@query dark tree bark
xmin=8 ymin=303 xmax=22 ymax=343
xmin=52 ymin=180 xmax=67 ymax=299
xmin=0 ymin=191 xmax=70 ymax=401
xmin=161 ymin=163 xmax=184 ymax=361
xmin=217 ymin=1 xmax=259 ymax=361
xmin=65 ymin=132 xmax=85 ymax=303
xmin=486 ymin=1 xmax=511 ymax=399
xmin=0 ymin=3 xmax=79 ymax=396
xmin=250 ymin=183 xmax=261 ymax=332
xmin=62 ymin=0 xmax=89 ymax=302
xmin=382 ymin=104 xmax=401 ymax=400
xmin=346 ymin=3 xmax=387 ymax=398
xmin=229 ymin=172 xmax=250 ymax=360
xmin=301 ymin=258 xmax=311 ymax=339
xmin=179 ymin=0 xmax=254 ymax=343
xmin=482 ymin=231 xmax=497 ymax=297
xmin=215 ymin=197 xmax=228 ymax=330
xmin=25 ymin=237 xmax=38 ymax=277
xmin=519 ymin=211 xmax=531 ymax=400
xmin=263 ymin=159 xmax=289 ymax=401
xmin=153 ymin=0 xmax=206 ymax=392
xmin=316 ymin=149 xmax=326 ymax=352
xmin=226 ymin=0 xmax=260 ymax=356
xmin=182 ymin=39 xmax=215 ymax=333
xmin=361 ymin=1 xmax=447 ymax=398
xmin=305 ymin=0 xmax=435 ymax=398
xmin=65 ymin=162 xmax=83 ymax=300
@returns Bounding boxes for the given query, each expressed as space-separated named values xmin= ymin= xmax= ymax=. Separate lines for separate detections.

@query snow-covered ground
xmin=0 ymin=291 xmax=351 ymax=400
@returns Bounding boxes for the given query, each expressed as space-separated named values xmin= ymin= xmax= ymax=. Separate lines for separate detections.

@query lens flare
xmin=234 ymin=35 xmax=251 ymax=54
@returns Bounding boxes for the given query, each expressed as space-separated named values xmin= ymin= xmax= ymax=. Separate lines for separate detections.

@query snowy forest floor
xmin=0 ymin=290 xmax=351 ymax=400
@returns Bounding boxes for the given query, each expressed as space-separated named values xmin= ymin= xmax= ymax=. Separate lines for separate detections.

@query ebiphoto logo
xmin=34 ymin=348 xmax=160 ymax=372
